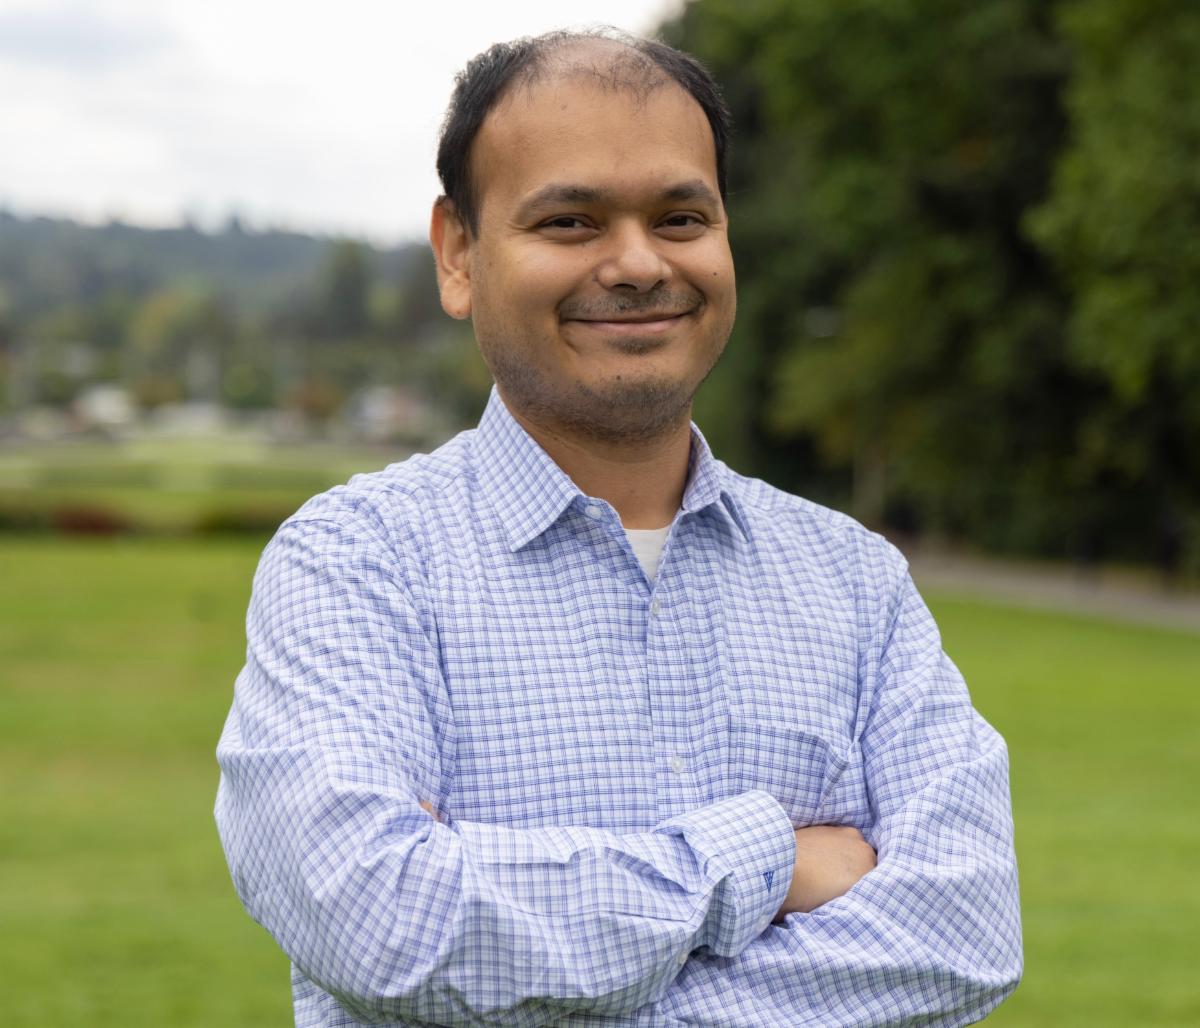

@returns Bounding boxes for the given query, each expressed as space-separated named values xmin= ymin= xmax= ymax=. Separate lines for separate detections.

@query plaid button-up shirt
xmin=216 ymin=389 xmax=1021 ymax=1026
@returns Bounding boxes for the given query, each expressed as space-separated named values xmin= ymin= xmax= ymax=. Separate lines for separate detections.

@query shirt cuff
xmin=656 ymin=790 xmax=795 ymax=957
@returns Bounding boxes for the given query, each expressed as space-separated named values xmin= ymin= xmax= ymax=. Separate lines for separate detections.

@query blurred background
xmin=1 ymin=0 xmax=1198 ymax=1024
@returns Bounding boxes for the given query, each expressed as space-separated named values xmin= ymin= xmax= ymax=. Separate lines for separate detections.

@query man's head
xmin=430 ymin=29 xmax=737 ymax=445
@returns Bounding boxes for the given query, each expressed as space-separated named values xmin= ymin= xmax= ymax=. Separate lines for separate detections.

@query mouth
xmin=564 ymin=310 xmax=694 ymax=336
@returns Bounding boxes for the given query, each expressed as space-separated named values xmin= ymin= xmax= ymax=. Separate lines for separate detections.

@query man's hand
xmin=774 ymin=825 xmax=876 ymax=922
xmin=420 ymin=801 xmax=440 ymax=822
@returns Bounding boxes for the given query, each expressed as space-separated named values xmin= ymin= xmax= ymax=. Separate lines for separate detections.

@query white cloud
xmin=0 ymin=2 xmax=173 ymax=72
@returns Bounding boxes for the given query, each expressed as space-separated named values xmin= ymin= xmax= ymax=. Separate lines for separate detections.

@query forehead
xmin=471 ymin=73 xmax=719 ymax=214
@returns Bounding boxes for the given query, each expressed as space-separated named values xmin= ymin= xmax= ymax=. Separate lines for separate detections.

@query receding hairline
xmin=492 ymin=34 xmax=678 ymax=116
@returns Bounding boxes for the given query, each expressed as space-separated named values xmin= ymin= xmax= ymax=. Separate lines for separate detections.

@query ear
xmin=429 ymin=198 xmax=473 ymax=320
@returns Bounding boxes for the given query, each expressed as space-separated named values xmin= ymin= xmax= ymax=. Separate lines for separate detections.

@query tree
xmin=1029 ymin=0 xmax=1200 ymax=573
xmin=664 ymin=1 xmax=1082 ymax=550
xmin=318 ymin=240 xmax=372 ymax=339
xmin=127 ymin=287 xmax=237 ymax=407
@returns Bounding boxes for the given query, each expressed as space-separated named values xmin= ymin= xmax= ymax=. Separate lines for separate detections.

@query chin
xmin=485 ymin=338 xmax=713 ymax=444
xmin=560 ymin=376 xmax=697 ymax=444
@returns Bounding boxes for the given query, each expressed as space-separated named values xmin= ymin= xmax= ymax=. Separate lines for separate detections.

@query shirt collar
xmin=681 ymin=420 xmax=753 ymax=543
xmin=473 ymin=387 xmax=751 ymax=551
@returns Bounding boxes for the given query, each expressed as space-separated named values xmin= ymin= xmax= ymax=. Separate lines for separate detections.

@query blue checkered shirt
xmin=215 ymin=389 xmax=1021 ymax=1026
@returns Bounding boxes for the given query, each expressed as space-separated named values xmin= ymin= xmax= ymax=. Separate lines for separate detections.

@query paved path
xmin=904 ymin=548 xmax=1200 ymax=634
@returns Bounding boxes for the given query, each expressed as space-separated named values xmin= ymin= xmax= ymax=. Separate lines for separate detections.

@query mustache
xmin=558 ymin=288 xmax=703 ymax=321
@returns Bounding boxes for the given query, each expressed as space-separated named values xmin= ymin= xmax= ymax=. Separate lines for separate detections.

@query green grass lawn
xmin=1 ymin=538 xmax=1197 ymax=1026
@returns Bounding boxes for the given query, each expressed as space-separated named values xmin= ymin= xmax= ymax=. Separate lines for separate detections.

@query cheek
xmin=690 ymin=240 xmax=735 ymax=298
xmin=475 ymin=248 xmax=581 ymax=323
xmin=704 ymin=258 xmax=737 ymax=329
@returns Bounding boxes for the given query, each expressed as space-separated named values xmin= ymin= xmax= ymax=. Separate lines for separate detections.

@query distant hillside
xmin=0 ymin=210 xmax=427 ymax=320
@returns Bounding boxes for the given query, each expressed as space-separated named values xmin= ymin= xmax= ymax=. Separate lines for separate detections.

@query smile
xmin=565 ymin=311 xmax=692 ymax=336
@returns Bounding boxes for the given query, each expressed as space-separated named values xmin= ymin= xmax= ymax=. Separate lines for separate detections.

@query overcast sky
xmin=0 ymin=0 xmax=681 ymax=244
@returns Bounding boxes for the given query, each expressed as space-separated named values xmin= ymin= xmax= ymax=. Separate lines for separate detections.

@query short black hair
xmin=435 ymin=29 xmax=732 ymax=236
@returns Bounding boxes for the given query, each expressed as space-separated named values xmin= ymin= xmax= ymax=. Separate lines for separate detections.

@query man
xmin=216 ymin=29 xmax=1022 ymax=1027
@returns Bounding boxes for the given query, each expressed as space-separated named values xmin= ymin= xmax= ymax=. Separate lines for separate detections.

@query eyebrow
xmin=517 ymin=179 xmax=721 ymax=218
xmin=660 ymin=180 xmax=721 ymax=206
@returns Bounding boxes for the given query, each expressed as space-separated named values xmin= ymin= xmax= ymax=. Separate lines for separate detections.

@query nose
xmin=595 ymin=222 xmax=669 ymax=293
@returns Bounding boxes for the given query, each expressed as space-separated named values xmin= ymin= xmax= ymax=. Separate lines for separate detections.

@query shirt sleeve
xmin=659 ymin=557 xmax=1023 ymax=1026
xmin=214 ymin=514 xmax=795 ymax=1027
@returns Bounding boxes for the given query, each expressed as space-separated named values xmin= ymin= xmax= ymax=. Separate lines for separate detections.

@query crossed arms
xmin=421 ymin=800 xmax=877 ymax=926
xmin=215 ymin=515 xmax=1021 ymax=1026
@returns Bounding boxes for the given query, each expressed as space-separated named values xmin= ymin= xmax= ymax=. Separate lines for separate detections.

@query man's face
xmin=438 ymin=72 xmax=736 ymax=443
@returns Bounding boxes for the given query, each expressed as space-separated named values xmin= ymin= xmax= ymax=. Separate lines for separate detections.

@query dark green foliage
xmin=666 ymin=0 xmax=1074 ymax=539
xmin=665 ymin=0 xmax=1198 ymax=574
xmin=1028 ymin=0 xmax=1200 ymax=574
xmin=315 ymin=240 xmax=372 ymax=339
xmin=0 ymin=210 xmax=343 ymax=319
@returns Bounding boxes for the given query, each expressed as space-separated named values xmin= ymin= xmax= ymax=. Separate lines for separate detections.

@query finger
xmin=419 ymin=800 xmax=440 ymax=822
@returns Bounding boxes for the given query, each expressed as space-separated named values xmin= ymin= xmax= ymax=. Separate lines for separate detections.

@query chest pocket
xmin=727 ymin=713 xmax=871 ymax=832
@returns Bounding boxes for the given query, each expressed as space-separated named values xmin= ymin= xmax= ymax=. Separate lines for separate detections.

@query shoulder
xmin=723 ymin=467 xmax=910 ymax=596
xmin=260 ymin=428 xmax=480 ymax=584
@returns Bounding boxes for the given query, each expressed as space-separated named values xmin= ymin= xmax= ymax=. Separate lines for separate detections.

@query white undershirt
xmin=624 ymin=525 xmax=671 ymax=583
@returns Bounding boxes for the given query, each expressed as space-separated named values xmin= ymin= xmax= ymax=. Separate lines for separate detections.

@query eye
xmin=540 ymin=215 xmax=593 ymax=232
xmin=657 ymin=212 xmax=707 ymax=237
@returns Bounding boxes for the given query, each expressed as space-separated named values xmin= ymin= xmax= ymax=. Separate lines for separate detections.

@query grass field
xmin=1 ymin=537 xmax=1197 ymax=1026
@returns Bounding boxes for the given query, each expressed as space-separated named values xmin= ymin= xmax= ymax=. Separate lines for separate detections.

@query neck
xmin=505 ymin=402 xmax=692 ymax=530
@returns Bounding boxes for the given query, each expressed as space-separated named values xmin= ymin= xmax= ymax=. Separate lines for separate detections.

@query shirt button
xmin=677 ymin=949 xmax=689 ymax=966
xmin=650 ymin=599 xmax=662 ymax=616
xmin=586 ymin=503 xmax=603 ymax=519
xmin=669 ymin=755 xmax=686 ymax=774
